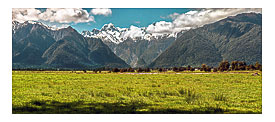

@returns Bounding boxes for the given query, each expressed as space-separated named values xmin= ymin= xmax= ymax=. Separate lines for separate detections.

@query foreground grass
xmin=12 ymin=71 xmax=262 ymax=114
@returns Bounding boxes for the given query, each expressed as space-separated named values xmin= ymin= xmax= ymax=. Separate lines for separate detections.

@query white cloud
xmin=147 ymin=8 xmax=262 ymax=35
xmin=168 ymin=13 xmax=180 ymax=19
xmin=90 ymin=8 xmax=112 ymax=16
xmin=146 ymin=21 xmax=175 ymax=35
xmin=121 ymin=25 xmax=144 ymax=39
xmin=12 ymin=8 xmax=94 ymax=23
xmin=185 ymin=11 xmax=198 ymax=15
xmin=40 ymin=8 xmax=94 ymax=23
xmin=12 ymin=8 xmax=41 ymax=22
xmin=172 ymin=8 xmax=262 ymax=30
xmin=50 ymin=24 xmax=70 ymax=29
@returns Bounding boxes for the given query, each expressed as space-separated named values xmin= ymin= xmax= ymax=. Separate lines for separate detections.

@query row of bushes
xmin=13 ymin=61 xmax=262 ymax=73
xmin=109 ymin=61 xmax=262 ymax=73
xmin=217 ymin=61 xmax=262 ymax=72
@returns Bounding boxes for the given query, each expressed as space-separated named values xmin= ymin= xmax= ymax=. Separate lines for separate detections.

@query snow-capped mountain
xmin=81 ymin=23 xmax=184 ymax=67
xmin=12 ymin=20 xmax=129 ymax=69
xmin=12 ymin=20 xmax=68 ymax=35
xmin=81 ymin=23 xmax=178 ymax=44
xmin=12 ymin=21 xmax=184 ymax=68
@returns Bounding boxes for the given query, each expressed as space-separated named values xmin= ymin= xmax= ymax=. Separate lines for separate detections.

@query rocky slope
xmin=149 ymin=13 xmax=262 ymax=68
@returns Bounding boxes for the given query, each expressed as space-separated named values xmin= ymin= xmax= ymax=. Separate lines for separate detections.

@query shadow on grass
xmin=12 ymin=100 xmax=260 ymax=114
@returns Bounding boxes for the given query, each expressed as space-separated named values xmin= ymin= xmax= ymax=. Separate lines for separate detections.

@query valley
xmin=12 ymin=70 xmax=262 ymax=114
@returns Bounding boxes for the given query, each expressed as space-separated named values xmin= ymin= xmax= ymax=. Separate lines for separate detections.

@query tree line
xmin=13 ymin=60 xmax=262 ymax=73
xmin=217 ymin=61 xmax=262 ymax=72
xmin=110 ymin=61 xmax=262 ymax=73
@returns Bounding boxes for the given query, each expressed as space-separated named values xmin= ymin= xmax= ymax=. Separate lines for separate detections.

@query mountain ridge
xmin=12 ymin=21 xmax=129 ymax=69
xmin=12 ymin=12 xmax=262 ymax=69
xmin=149 ymin=13 xmax=262 ymax=68
xmin=81 ymin=24 xmax=184 ymax=67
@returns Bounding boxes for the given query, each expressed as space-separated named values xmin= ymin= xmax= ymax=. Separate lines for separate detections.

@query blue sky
xmin=79 ymin=8 xmax=191 ymax=30
xmin=13 ymin=8 xmax=261 ymax=34
xmin=39 ymin=8 xmax=192 ymax=32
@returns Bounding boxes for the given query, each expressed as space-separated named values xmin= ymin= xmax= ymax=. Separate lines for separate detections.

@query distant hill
xmin=12 ymin=13 xmax=262 ymax=69
xmin=106 ymin=36 xmax=177 ymax=68
xmin=82 ymin=23 xmax=183 ymax=68
xmin=149 ymin=13 xmax=262 ymax=68
xmin=12 ymin=21 xmax=129 ymax=69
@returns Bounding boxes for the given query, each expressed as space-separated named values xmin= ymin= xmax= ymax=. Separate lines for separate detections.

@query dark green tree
xmin=112 ymin=68 xmax=119 ymax=72
xmin=255 ymin=61 xmax=262 ymax=70
xmin=218 ymin=61 xmax=230 ymax=72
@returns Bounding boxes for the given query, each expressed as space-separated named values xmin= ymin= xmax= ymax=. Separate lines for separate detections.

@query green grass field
xmin=12 ymin=71 xmax=262 ymax=114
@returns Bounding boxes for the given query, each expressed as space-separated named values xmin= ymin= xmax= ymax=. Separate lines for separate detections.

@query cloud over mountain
xmin=12 ymin=8 xmax=94 ymax=23
xmin=12 ymin=8 xmax=261 ymax=38
xmin=121 ymin=25 xmax=145 ymax=39
xmin=12 ymin=8 xmax=41 ymax=22
xmin=90 ymin=8 xmax=112 ymax=16
xmin=146 ymin=8 xmax=262 ymax=35
xmin=172 ymin=8 xmax=262 ymax=30
xmin=146 ymin=21 xmax=175 ymax=35
xmin=50 ymin=24 xmax=70 ymax=30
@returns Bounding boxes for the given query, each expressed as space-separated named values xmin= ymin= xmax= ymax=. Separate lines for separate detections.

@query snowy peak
xmin=81 ymin=31 xmax=94 ymax=37
xmin=82 ymin=23 xmax=125 ymax=44
xmin=12 ymin=21 xmax=22 ymax=34
xmin=82 ymin=23 xmax=180 ymax=44
xmin=100 ymin=23 xmax=118 ymax=32
xmin=12 ymin=21 xmax=19 ymax=25
xmin=23 ymin=20 xmax=54 ymax=30
xmin=92 ymin=29 xmax=100 ymax=34
xmin=12 ymin=20 xmax=67 ymax=34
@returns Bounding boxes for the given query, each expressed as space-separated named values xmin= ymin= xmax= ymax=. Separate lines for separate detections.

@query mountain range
xmin=149 ymin=13 xmax=262 ymax=68
xmin=12 ymin=21 xmax=129 ymax=69
xmin=12 ymin=12 xmax=262 ymax=69
xmin=81 ymin=23 xmax=184 ymax=67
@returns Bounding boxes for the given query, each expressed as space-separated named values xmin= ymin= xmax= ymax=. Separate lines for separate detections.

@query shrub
xmin=179 ymin=67 xmax=184 ymax=71
xmin=218 ymin=61 xmax=230 ymax=72
xmin=144 ymin=68 xmax=151 ymax=72
xmin=187 ymin=65 xmax=191 ymax=71
xmin=201 ymin=64 xmax=207 ymax=71
xmin=112 ymin=68 xmax=119 ymax=72
xmin=137 ymin=68 xmax=144 ymax=73
xmin=213 ymin=68 xmax=218 ymax=72
xmin=127 ymin=67 xmax=135 ymax=72
xmin=172 ymin=67 xmax=179 ymax=72
xmin=255 ymin=62 xmax=262 ymax=70
xmin=205 ymin=66 xmax=211 ymax=72
xmin=158 ymin=68 xmax=163 ymax=72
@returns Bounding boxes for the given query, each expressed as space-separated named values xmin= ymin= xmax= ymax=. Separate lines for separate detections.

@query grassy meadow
xmin=12 ymin=71 xmax=262 ymax=114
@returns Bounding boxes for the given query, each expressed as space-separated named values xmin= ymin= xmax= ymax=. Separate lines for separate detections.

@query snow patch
xmin=81 ymin=23 xmax=181 ymax=44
